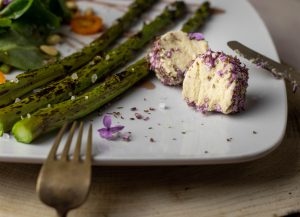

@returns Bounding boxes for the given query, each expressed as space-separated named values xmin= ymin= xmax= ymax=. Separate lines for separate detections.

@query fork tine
xmin=73 ymin=122 xmax=84 ymax=161
xmin=47 ymin=122 xmax=68 ymax=160
xmin=61 ymin=121 xmax=77 ymax=161
xmin=85 ymin=123 xmax=93 ymax=164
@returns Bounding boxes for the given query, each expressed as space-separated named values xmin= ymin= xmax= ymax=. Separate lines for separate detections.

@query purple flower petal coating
xmin=103 ymin=114 xmax=111 ymax=128
xmin=188 ymin=32 xmax=205 ymax=41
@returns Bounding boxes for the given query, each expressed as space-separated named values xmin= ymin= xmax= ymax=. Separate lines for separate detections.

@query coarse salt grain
xmin=71 ymin=96 xmax=76 ymax=101
xmin=91 ymin=74 xmax=97 ymax=83
xmin=27 ymin=113 xmax=31 ymax=118
xmin=105 ymin=55 xmax=110 ymax=60
xmin=85 ymin=96 xmax=89 ymax=100
xmin=159 ymin=103 xmax=167 ymax=110
xmin=15 ymin=98 xmax=21 ymax=103
xmin=47 ymin=104 xmax=51 ymax=108
xmin=71 ymin=73 xmax=78 ymax=80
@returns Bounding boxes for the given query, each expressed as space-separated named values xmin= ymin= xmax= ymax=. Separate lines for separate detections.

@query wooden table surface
xmin=1 ymin=1 xmax=300 ymax=217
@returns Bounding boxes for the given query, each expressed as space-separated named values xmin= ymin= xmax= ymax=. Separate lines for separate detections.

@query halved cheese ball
xmin=182 ymin=50 xmax=249 ymax=114
xmin=148 ymin=31 xmax=208 ymax=86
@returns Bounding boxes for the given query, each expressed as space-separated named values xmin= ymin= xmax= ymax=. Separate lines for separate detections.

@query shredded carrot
xmin=0 ymin=71 xmax=6 ymax=84
xmin=71 ymin=15 xmax=103 ymax=35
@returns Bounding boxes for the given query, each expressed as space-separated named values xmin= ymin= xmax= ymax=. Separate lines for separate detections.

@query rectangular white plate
xmin=0 ymin=0 xmax=287 ymax=165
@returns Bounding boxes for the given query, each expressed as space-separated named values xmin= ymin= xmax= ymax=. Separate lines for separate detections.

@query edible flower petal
xmin=188 ymin=32 xmax=205 ymax=41
xmin=98 ymin=115 xmax=124 ymax=139
xmin=103 ymin=114 xmax=111 ymax=128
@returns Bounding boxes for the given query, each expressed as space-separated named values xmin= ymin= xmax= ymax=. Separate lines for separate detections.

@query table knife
xmin=227 ymin=40 xmax=299 ymax=93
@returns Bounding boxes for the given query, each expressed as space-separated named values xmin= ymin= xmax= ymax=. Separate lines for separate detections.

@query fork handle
xmin=57 ymin=210 xmax=67 ymax=217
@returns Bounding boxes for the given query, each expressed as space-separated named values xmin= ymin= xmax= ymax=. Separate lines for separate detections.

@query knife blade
xmin=227 ymin=40 xmax=299 ymax=92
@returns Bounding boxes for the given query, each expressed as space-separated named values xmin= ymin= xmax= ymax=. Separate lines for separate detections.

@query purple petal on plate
xmin=188 ymin=32 xmax=205 ymax=41
xmin=103 ymin=114 xmax=112 ymax=128
xmin=98 ymin=128 xmax=113 ymax=139
xmin=109 ymin=125 xmax=125 ymax=133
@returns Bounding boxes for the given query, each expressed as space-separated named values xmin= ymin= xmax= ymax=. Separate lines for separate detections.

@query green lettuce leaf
xmin=0 ymin=0 xmax=34 ymax=19
xmin=0 ymin=29 xmax=46 ymax=70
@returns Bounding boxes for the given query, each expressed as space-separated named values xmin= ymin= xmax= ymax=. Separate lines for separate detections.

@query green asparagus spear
xmin=0 ymin=1 xmax=187 ymax=135
xmin=13 ymin=59 xmax=149 ymax=143
xmin=0 ymin=0 xmax=158 ymax=107
xmin=12 ymin=2 xmax=212 ymax=143
xmin=181 ymin=1 xmax=211 ymax=33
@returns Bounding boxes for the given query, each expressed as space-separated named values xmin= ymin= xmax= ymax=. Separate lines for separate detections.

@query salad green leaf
xmin=0 ymin=0 xmax=71 ymax=70
xmin=0 ymin=0 xmax=33 ymax=19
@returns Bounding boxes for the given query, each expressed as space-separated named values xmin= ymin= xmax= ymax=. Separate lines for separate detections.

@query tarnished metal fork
xmin=36 ymin=122 xmax=93 ymax=217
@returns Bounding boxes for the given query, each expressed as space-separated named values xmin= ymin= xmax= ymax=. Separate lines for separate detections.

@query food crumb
xmin=130 ymin=107 xmax=137 ymax=111
xmin=181 ymin=131 xmax=186 ymax=134
xmin=130 ymin=118 xmax=135 ymax=120
xmin=122 ymin=133 xmax=131 ymax=142
xmin=226 ymin=138 xmax=232 ymax=142
xmin=135 ymin=113 xmax=143 ymax=119
xmin=204 ymin=150 xmax=208 ymax=154
xmin=253 ymin=131 xmax=257 ymax=134
xmin=148 ymin=127 xmax=153 ymax=130
xmin=150 ymin=138 xmax=155 ymax=142
xmin=172 ymin=138 xmax=176 ymax=141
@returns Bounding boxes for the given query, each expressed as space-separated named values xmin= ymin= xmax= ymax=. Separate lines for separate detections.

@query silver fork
xmin=36 ymin=122 xmax=93 ymax=217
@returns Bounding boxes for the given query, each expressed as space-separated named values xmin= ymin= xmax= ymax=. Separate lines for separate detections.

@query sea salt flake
xmin=91 ymin=74 xmax=98 ymax=83
xmin=159 ymin=103 xmax=167 ymax=110
xmin=71 ymin=73 xmax=78 ymax=80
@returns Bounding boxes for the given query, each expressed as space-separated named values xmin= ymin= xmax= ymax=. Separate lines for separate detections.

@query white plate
xmin=0 ymin=0 xmax=287 ymax=165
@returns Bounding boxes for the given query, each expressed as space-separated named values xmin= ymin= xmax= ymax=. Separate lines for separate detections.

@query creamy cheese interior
xmin=157 ymin=31 xmax=208 ymax=82
xmin=182 ymin=58 xmax=236 ymax=114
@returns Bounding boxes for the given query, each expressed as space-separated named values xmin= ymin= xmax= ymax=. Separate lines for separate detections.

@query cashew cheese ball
xmin=182 ymin=50 xmax=249 ymax=114
xmin=148 ymin=31 xmax=208 ymax=86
